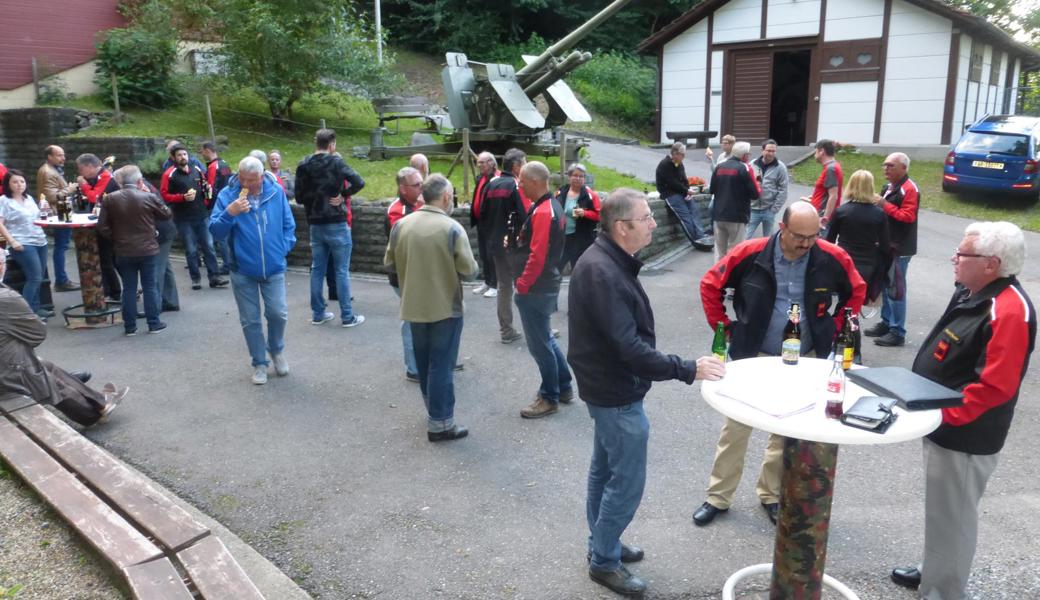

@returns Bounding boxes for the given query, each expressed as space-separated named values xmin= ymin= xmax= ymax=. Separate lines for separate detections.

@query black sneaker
xmin=874 ymin=332 xmax=905 ymax=347
xmin=191 ymin=280 xmax=202 ymax=291
xmin=588 ymin=564 xmax=647 ymax=596
xmin=148 ymin=322 xmax=168 ymax=334
xmin=863 ymin=322 xmax=889 ymax=337
xmin=209 ymin=278 xmax=229 ymax=288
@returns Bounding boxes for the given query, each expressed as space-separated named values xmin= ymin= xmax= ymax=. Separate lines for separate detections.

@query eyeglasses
xmin=620 ymin=213 xmax=655 ymax=224
xmin=952 ymin=250 xmax=994 ymax=261
xmin=787 ymin=231 xmax=820 ymax=243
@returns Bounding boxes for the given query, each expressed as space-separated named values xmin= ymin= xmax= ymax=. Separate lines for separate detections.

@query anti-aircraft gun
xmin=366 ymin=0 xmax=633 ymax=162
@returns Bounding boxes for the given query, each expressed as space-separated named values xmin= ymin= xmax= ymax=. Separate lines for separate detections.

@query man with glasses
xmin=385 ymin=167 xmax=425 ymax=381
xmin=693 ymin=200 xmax=865 ymax=526
xmin=890 ymin=221 xmax=1035 ymax=599
xmin=864 ymin=152 xmax=919 ymax=347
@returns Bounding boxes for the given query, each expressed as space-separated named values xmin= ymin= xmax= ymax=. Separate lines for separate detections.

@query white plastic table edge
xmin=34 ymin=214 xmax=98 ymax=229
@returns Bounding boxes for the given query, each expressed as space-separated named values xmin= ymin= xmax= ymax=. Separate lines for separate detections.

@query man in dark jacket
xmin=295 ymin=128 xmax=366 ymax=327
xmin=200 ymin=141 xmax=233 ymax=275
xmin=75 ymin=153 xmax=122 ymax=302
xmin=693 ymin=201 xmax=865 ymax=527
xmin=568 ymin=187 xmax=724 ymax=596
xmin=470 ymin=151 xmax=500 ymax=298
xmin=890 ymin=221 xmax=1035 ymax=599
xmin=513 ymin=161 xmax=571 ymax=419
xmin=482 ymin=148 xmax=530 ymax=343
xmin=161 ymin=144 xmax=227 ymax=291
xmin=655 ymin=142 xmax=703 ymax=247
xmin=98 ymin=166 xmax=172 ymax=335
xmin=709 ymin=141 xmax=760 ymax=261
xmin=0 ymin=252 xmax=128 ymax=427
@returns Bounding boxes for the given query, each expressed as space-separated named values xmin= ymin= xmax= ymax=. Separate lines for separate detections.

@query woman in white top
xmin=0 ymin=169 xmax=51 ymax=317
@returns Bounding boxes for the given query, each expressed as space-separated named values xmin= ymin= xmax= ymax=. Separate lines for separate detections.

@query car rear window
xmin=957 ymin=132 xmax=1030 ymax=156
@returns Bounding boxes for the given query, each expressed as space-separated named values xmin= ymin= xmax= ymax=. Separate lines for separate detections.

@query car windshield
xmin=957 ymin=132 xmax=1030 ymax=156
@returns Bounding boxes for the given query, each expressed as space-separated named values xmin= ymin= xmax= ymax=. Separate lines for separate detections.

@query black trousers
xmin=477 ymin=228 xmax=497 ymax=288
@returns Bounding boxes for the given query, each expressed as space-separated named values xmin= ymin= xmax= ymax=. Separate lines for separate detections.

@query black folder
xmin=846 ymin=367 xmax=963 ymax=411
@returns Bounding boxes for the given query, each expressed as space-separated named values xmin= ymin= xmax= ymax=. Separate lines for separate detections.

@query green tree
xmin=94 ymin=1 xmax=180 ymax=108
xmin=947 ymin=0 xmax=1040 ymax=44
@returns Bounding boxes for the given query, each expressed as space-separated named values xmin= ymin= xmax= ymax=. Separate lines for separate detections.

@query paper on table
xmin=714 ymin=374 xmax=818 ymax=418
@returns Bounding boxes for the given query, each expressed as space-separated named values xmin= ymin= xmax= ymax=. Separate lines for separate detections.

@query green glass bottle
xmin=712 ymin=321 xmax=727 ymax=361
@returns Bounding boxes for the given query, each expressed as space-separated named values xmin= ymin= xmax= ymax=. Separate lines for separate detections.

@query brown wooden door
xmin=724 ymin=50 xmax=773 ymax=144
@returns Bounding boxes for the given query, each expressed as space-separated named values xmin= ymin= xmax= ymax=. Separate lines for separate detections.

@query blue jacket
xmin=209 ymin=174 xmax=296 ymax=279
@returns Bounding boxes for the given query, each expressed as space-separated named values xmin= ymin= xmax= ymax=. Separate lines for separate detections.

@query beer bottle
xmin=712 ymin=321 xmax=727 ymax=361
xmin=838 ymin=308 xmax=855 ymax=370
xmin=825 ymin=352 xmax=845 ymax=419
xmin=781 ymin=302 xmax=801 ymax=365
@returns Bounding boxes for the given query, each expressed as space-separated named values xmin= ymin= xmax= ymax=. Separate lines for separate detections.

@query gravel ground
xmin=0 ymin=463 xmax=125 ymax=600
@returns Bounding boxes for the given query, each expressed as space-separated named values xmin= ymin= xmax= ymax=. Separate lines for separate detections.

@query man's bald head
xmin=779 ymin=201 xmax=822 ymax=260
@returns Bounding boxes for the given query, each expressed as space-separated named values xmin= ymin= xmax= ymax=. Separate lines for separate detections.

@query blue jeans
xmin=664 ymin=194 xmax=702 ymax=246
xmin=309 ymin=223 xmax=354 ymax=321
xmin=115 ymin=254 xmax=160 ymax=332
xmin=746 ymin=208 xmax=778 ymax=238
xmin=881 ymin=255 xmax=912 ymax=337
xmin=213 ymin=237 xmax=231 ymax=275
xmin=230 ymin=271 xmax=287 ymax=367
xmin=10 ymin=244 xmax=48 ymax=312
xmin=515 ymin=291 xmax=572 ymax=403
xmin=392 ymin=286 xmax=417 ymax=375
xmin=155 ymin=237 xmax=179 ymax=309
xmin=52 ymin=228 xmax=71 ymax=284
xmin=586 ymin=401 xmax=650 ymax=571
xmin=410 ymin=317 xmax=463 ymax=432
xmin=176 ymin=219 xmax=220 ymax=283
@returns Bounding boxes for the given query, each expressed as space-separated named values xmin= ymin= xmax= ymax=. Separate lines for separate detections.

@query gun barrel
xmin=523 ymin=51 xmax=590 ymax=98
xmin=514 ymin=0 xmax=632 ymax=81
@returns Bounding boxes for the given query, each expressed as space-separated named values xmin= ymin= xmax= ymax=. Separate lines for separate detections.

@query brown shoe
xmin=520 ymin=395 xmax=558 ymax=419
xmin=98 ymin=385 xmax=129 ymax=424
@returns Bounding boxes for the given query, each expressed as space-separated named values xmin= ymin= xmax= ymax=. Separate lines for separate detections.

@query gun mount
xmin=366 ymin=0 xmax=633 ymax=162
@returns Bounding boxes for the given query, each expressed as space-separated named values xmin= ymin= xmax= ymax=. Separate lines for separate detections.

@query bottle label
xmin=781 ymin=339 xmax=800 ymax=364
xmin=827 ymin=380 xmax=842 ymax=393
xmin=713 ymin=351 xmax=726 ymax=362
xmin=842 ymin=346 xmax=854 ymax=369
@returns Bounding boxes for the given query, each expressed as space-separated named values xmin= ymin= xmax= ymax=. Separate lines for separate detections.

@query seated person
xmin=0 ymin=251 xmax=128 ymax=427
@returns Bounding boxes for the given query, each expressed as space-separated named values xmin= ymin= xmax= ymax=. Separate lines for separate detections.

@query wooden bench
xmin=666 ymin=130 xmax=718 ymax=149
xmin=372 ymin=96 xmax=443 ymax=133
xmin=179 ymin=535 xmax=265 ymax=600
xmin=124 ymin=558 xmax=194 ymax=600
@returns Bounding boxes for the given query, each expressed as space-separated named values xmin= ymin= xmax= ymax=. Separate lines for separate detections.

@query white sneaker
xmin=312 ymin=312 xmax=335 ymax=325
xmin=473 ymin=283 xmax=490 ymax=295
xmin=483 ymin=287 xmax=498 ymax=298
xmin=252 ymin=366 xmax=268 ymax=385
xmin=272 ymin=353 xmax=289 ymax=376
xmin=342 ymin=315 xmax=365 ymax=328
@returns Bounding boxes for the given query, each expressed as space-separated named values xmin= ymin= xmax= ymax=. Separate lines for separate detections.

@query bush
xmin=94 ymin=26 xmax=179 ymax=110
xmin=569 ymin=52 xmax=657 ymax=127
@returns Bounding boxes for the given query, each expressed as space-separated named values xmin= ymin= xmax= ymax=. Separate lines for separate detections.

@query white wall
xmin=709 ymin=50 xmax=724 ymax=135
xmin=952 ymin=33 xmax=973 ymax=136
xmin=1009 ymin=58 xmax=1021 ymax=112
xmin=713 ymin=0 xmax=762 ymax=44
xmin=825 ymin=0 xmax=884 ymax=41
xmin=877 ymin=0 xmax=952 ymax=144
xmin=660 ymin=21 xmax=710 ymax=143
xmin=817 ymin=81 xmax=878 ymax=142
xmin=767 ymin=0 xmax=821 ymax=39
xmin=0 ymin=61 xmax=100 ymax=110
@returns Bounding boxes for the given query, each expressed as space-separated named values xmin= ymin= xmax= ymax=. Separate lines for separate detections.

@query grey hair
xmin=249 ymin=149 xmax=267 ymax=164
xmin=422 ymin=174 xmax=452 ymax=204
xmin=601 ymin=188 xmax=644 ymax=233
xmin=238 ymin=156 xmax=265 ymax=175
xmin=478 ymin=151 xmax=497 ymax=168
xmin=396 ymin=166 xmax=421 ymax=185
xmin=889 ymin=152 xmax=910 ymax=169
xmin=522 ymin=161 xmax=550 ymax=183
xmin=965 ymin=221 xmax=1025 ymax=278
xmin=76 ymin=153 xmax=101 ymax=168
xmin=113 ymin=165 xmax=142 ymax=187
xmin=670 ymin=142 xmax=686 ymax=154
xmin=567 ymin=163 xmax=588 ymax=176
xmin=731 ymin=141 xmax=751 ymax=159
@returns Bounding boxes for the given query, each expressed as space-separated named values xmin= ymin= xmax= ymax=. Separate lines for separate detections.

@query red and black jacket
xmin=709 ymin=156 xmax=761 ymax=224
xmin=513 ymin=192 xmax=565 ymax=295
xmin=915 ymin=278 xmax=1036 ymax=455
xmin=384 ymin=197 xmax=424 ymax=288
xmin=555 ymin=183 xmax=601 ymax=244
xmin=470 ymin=169 xmax=500 ymax=229
xmin=206 ymin=158 xmax=232 ymax=208
xmin=79 ymin=170 xmax=119 ymax=207
xmin=880 ymin=175 xmax=920 ymax=256
xmin=700 ymin=233 xmax=866 ymax=359
xmin=160 ymin=165 xmax=209 ymax=221
xmin=483 ymin=173 xmax=531 ymax=257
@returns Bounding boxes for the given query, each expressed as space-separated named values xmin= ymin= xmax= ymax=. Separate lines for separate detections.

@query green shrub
xmin=569 ymin=52 xmax=657 ymax=127
xmin=94 ymin=25 xmax=179 ymax=109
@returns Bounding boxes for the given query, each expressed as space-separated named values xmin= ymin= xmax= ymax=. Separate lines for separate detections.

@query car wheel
xmin=942 ymin=181 xmax=954 ymax=194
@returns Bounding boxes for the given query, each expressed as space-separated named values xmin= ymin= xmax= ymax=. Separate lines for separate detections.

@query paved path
xmin=36 ymin=145 xmax=1040 ymax=599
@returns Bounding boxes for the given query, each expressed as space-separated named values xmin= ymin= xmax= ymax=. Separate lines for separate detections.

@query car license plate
xmin=971 ymin=160 xmax=1004 ymax=170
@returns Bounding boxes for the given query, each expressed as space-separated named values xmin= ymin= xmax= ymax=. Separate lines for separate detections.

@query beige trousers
xmin=705 ymin=417 xmax=785 ymax=509
xmin=714 ymin=221 xmax=748 ymax=262
xmin=492 ymin=253 xmax=518 ymax=339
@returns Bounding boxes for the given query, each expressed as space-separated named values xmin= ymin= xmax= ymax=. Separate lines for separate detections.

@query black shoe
xmin=586 ymin=543 xmax=645 ymax=565
xmin=54 ymin=281 xmax=80 ymax=292
xmin=864 ymin=322 xmax=890 ymax=337
xmin=428 ymin=426 xmax=468 ymax=442
xmin=762 ymin=502 xmax=779 ymax=525
xmin=559 ymin=388 xmax=575 ymax=404
xmin=405 ymin=371 xmax=419 ymax=383
xmin=454 ymin=363 xmax=464 ymax=371
xmin=148 ymin=322 xmax=168 ymax=334
xmin=191 ymin=281 xmax=202 ymax=291
xmin=209 ymin=278 xmax=229 ymax=288
xmin=874 ymin=332 xmax=906 ymax=347
xmin=70 ymin=371 xmax=92 ymax=384
xmin=588 ymin=564 xmax=647 ymax=596
xmin=692 ymin=502 xmax=727 ymax=526
xmin=162 ymin=304 xmax=180 ymax=312
xmin=890 ymin=567 xmax=921 ymax=589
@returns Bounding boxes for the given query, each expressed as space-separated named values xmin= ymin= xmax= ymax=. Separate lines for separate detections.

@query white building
xmin=638 ymin=0 xmax=1040 ymax=146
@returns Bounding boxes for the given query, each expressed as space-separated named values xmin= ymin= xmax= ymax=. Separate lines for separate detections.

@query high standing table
xmin=34 ymin=214 xmax=119 ymax=328
xmin=700 ymin=356 xmax=942 ymax=600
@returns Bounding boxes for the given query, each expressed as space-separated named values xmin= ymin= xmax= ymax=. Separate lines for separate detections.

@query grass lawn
xmin=791 ymin=150 xmax=1040 ymax=231
xmin=50 ymin=83 xmax=644 ymax=201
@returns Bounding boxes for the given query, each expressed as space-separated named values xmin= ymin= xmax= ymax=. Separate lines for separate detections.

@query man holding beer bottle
xmin=693 ymin=200 xmax=865 ymax=526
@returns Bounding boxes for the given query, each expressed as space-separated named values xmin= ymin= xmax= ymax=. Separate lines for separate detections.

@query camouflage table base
xmin=769 ymin=437 xmax=838 ymax=600
xmin=69 ymin=229 xmax=114 ymax=327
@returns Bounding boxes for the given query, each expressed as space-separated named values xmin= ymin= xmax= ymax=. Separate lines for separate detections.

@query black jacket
xmin=709 ymin=157 xmax=760 ymax=224
xmin=825 ymin=201 xmax=891 ymax=289
xmin=568 ymin=234 xmax=697 ymax=407
xmin=295 ymin=153 xmax=365 ymax=225
xmin=513 ymin=193 xmax=565 ymax=295
xmin=655 ymin=156 xmax=688 ymax=198
xmin=482 ymin=174 xmax=528 ymax=257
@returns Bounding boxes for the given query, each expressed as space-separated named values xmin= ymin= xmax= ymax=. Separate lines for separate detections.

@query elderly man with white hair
xmin=891 ymin=221 xmax=1036 ymax=599
xmin=708 ymin=140 xmax=761 ymax=261
xmin=209 ymin=156 xmax=297 ymax=385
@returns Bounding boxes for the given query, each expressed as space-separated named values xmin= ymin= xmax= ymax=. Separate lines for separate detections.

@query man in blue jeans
xmin=655 ymin=142 xmax=704 ymax=248
xmin=160 ymin=145 xmax=228 ymax=290
xmin=513 ymin=161 xmax=573 ymax=419
xmin=568 ymin=188 xmax=724 ymax=596
xmin=209 ymin=157 xmax=296 ymax=385
xmin=35 ymin=145 xmax=79 ymax=291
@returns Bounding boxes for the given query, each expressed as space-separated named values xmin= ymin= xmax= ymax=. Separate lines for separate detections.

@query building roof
xmin=638 ymin=0 xmax=1040 ymax=68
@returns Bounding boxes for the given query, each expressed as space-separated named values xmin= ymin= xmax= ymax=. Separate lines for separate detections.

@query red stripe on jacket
xmin=515 ymin=197 xmax=558 ymax=294
xmin=882 ymin=179 xmax=919 ymax=223
xmin=80 ymin=170 xmax=112 ymax=205
xmin=160 ymin=166 xmax=186 ymax=203
xmin=473 ymin=170 xmax=500 ymax=219
xmin=583 ymin=186 xmax=602 ymax=221
xmin=700 ymin=236 xmax=771 ymax=329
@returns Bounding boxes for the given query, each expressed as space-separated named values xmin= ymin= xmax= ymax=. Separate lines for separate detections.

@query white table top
xmin=34 ymin=214 xmax=97 ymax=229
xmin=700 ymin=356 xmax=942 ymax=445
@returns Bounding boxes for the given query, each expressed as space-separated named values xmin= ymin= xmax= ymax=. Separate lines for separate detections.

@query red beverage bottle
xmin=825 ymin=353 xmax=845 ymax=419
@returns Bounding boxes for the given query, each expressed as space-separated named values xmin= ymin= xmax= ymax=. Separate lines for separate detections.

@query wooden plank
xmin=0 ymin=395 xmax=37 ymax=414
xmin=0 ymin=419 xmax=162 ymax=569
xmin=178 ymin=536 xmax=265 ymax=600
xmin=124 ymin=558 xmax=194 ymax=600
xmin=10 ymin=404 xmax=209 ymax=551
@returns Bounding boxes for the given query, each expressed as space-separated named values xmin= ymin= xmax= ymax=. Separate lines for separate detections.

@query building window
xmin=989 ymin=52 xmax=1003 ymax=86
xmin=969 ymin=45 xmax=984 ymax=82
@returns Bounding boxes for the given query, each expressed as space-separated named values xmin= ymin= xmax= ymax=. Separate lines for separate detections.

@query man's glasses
xmin=620 ymin=213 xmax=655 ymax=223
xmin=788 ymin=231 xmax=820 ymax=243
xmin=953 ymin=250 xmax=995 ymax=261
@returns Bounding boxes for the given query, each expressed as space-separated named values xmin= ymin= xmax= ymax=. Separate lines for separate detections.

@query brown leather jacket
xmin=0 ymin=285 xmax=56 ymax=404
xmin=97 ymin=186 xmax=172 ymax=257
xmin=35 ymin=163 xmax=75 ymax=204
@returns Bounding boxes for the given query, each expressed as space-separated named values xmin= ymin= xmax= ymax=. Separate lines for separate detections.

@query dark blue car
xmin=943 ymin=115 xmax=1040 ymax=201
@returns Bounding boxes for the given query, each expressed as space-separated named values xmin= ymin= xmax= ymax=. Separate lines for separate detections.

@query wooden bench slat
xmin=124 ymin=557 xmax=194 ymax=600
xmin=9 ymin=404 xmax=210 ymax=551
xmin=0 ymin=395 xmax=37 ymax=415
xmin=178 ymin=536 xmax=265 ymax=600
xmin=0 ymin=419 xmax=162 ymax=569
